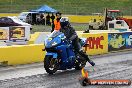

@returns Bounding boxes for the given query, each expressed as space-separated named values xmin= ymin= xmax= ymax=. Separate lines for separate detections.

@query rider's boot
xmin=79 ymin=50 xmax=95 ymax=66
xmin=87 ymin=58 xmax=95 ymax=66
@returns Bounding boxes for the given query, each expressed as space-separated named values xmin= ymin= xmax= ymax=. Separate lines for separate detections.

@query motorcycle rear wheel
xmin=44 ymin=56 xmax=59 ymax=74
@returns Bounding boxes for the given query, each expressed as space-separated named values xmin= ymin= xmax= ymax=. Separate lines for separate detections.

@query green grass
xmin=31 ymin=25 xmax=51 ymax=33
xmin=0 ymin=0 xmax=132 ymax=15
xmin=31 ymin=23 xmax=88 ymax=33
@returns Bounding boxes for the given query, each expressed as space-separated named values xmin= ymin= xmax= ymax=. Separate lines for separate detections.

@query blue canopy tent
xmin=30 ymin=5 xmax=58 ymax=25
xmin=31 ymin=5 xmax=58 ymax=13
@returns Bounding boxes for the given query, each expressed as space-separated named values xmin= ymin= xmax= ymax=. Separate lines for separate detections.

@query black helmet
xmin=60 ymin=17 xmax=70 ymax=29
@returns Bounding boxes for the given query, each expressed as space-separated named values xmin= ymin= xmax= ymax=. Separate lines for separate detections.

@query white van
xmin=18 ymin=12 xmax=39 ymax=24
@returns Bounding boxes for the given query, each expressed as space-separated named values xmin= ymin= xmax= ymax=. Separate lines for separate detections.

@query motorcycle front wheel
xmin=44 ymin=56 xmax=59 ymax=74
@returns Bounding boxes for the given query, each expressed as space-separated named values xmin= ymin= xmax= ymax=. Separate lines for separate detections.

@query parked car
xmin=18 ymin=12 xmax=39 ymax=24
xmin=0 ymin=16 xmax=32 ymax=29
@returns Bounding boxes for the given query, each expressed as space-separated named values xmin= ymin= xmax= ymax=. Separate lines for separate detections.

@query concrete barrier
xmin=28 ymin=32 xmax=50 ymax=44
xmin=0 ymin=44 xmax=44 ymax=65
xmin=80 ymin=33 xmax=108 ymax=55
xmin=0 ymin=31 xmax=131 ymax=66
xmin=0 ymin=13 xmax=131 ymax=23
xmin=0 ymin=13 xmax=19 ymax=17
xmin=108 ymin=32 xmax=132 ymax=51
xmin=65 ymin=15 xmax=103 ymax=23
xmin=28 ymin=32 xmax=41 ymax=44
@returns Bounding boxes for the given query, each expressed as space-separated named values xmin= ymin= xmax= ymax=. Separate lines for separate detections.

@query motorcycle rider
xmin=59 ymin=17 xmax=95 ymax=66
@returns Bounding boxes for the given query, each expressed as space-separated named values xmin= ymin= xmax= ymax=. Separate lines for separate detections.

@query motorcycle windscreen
xmin=45 ymin=31 xmax=63 ymax=48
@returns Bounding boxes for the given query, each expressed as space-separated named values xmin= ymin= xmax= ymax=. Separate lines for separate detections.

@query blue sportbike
xmin=43 ymin=31 xmax=87 ymax=74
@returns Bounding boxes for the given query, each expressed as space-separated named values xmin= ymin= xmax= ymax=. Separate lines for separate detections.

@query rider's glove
xmin=68 ymin=39 xmax=72 ymax=44
xmin=65 ymin=38 xmax=72 ymax=44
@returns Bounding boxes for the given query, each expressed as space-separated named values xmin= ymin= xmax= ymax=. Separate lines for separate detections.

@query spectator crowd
xmin=36 ymin=13 xmax=55 ymax=25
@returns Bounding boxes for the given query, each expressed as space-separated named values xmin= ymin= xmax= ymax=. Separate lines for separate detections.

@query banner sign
xmin=108 ymin=33 xmax=126 ymax=51
xmin=124 ymin=32 xmax=132 ymax=48
xmin=83 ymin=33 xmax=108 ymax=55
xmin=0 ymin=27 xmax=9 ymax=41
xmin=9 ymin=27 xmax=25 ymax=40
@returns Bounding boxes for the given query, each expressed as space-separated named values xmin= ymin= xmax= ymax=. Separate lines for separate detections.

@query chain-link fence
xmin=0 ymin=0 xmax=132 ymax=16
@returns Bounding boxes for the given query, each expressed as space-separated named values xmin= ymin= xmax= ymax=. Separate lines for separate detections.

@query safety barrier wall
xmin=0 ymin=26 xmax=30 ymax=42
xmin=0 ymin=13 xmax=132 ymax=23
xmin=28 ymin=32 xmax=42 ymax=44
xmin=0 ymin=44 xmax=44 ymax=65
xmin=0 ymin=31 xmax=132 ymax=65
xmin=66 ymin=15 xmax=132 ymax=23
xmin=78 ymin=31 xmax=132 ymax=55
xmin=28 ymin=32 xmax=50 ymax=44
xmin=78 ymin=33 xmax=108 ymax=55
xmin=65 ymin=15 xmax=103 ymax=23
xmin=108 ymin=32 xmax=132 ymax=51
xmin=0 ymin=13 xmax=19 ymax=17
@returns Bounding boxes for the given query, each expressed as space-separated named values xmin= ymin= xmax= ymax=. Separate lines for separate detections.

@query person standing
xmin=51 ymin=12 xmax=61 ymax=32
xmin=40 ymin=13 xmax=45 ymax=25
xmin=46 ymin=13 xmax=51 ymax=25
xmin=50 ymin=13 xmax=55 ymax=23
